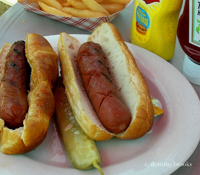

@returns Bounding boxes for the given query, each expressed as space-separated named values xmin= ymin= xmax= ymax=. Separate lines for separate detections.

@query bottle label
xmin=133 ymin=0 xmax=162 ymax=43
xmin=189 ymin=0 xmax=200 ymax=47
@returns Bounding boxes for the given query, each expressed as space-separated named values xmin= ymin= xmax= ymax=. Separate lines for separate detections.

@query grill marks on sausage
xmin=14 ymin=48 xmax=22 ymax=56
xmin=9 ymin=62 xmax=18 ymax=71
xmin=0 ymin=40 xmax=30 ymax=129
xmin=77 ymin=42 xmax=131 ymax=134
xmin=102 ymin=73 xmax=112 ymax=83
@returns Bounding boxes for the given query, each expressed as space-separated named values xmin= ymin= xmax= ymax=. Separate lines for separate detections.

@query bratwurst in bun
xmin=0 ymin=33 xmax=58 ymax=154
xmin=57 ymin=22 xmax=154 ymax=141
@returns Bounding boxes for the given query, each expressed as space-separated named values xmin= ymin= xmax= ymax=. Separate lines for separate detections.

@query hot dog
xmin=0 ymin=33 xmax=58 ymax=154
xmin=0 ymin=41 xmax=30 ymax=129
xmin=77 ymin=41 xmax=131 ymax=134
xmin=57 ymin=22 xmax=154 ymax=141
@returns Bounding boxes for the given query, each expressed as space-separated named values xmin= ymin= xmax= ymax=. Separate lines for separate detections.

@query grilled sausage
xmin=77 ymin=41 xmax=131 ymax=134
xmin=0 ymin=41 xmax=30 ymax=129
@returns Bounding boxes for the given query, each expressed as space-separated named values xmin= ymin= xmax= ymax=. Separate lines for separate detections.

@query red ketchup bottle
xmin=177 ymin=0 xmax=200 ymax=85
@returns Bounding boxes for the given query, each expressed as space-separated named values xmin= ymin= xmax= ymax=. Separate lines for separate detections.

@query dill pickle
xmin=54 ymin=77 xmax=104 ymax=174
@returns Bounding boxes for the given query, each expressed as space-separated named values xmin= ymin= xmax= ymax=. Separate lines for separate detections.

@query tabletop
xmin=0 ymin=1 xmax=200 ymax=175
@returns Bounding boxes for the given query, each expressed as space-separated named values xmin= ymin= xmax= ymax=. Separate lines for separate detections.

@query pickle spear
xmin=54 ymin=77 xmax=104 ymax=174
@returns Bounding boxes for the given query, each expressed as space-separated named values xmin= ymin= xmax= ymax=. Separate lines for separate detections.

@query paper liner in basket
xmin=18 ymin=0 xmax=131 ymax=32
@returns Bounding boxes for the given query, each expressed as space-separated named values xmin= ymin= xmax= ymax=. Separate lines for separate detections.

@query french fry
xmin=28 ymin=0 xmax=40 ymax=3
xmin=38 ymin=1 xmax=73 ymax=17
xmin=100 ymin=3 xmax=125 ymax=14
xmin=62 ymin=7 xmax=107 ymax=17
xmin=94 ymin=0 xmax=103 ymax=2
xmin=62 ymin=2 xmax=73 ymax=7
xmin=62 ymin=2 xmax=72 ymax=7
xmin=100 ymin=0 xmax=131 ymax=4
xmin=40 ymin=0 xmax=63 ymax=10
xmin=57 ymin=0 xmax=67 ymax=3
xmin=68 ymin=0 xmax=89 ymax=9
xmin=81 ymin=0 xmax=110 ymax=15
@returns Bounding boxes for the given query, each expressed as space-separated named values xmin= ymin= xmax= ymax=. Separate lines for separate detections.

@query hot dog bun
xmin=57 ymin=22 xmax=154 ymax=141
xmin=0 ymin=33 xmax=58 ymax=154
xmin=57 ymin=32 xmax=114 ymax=141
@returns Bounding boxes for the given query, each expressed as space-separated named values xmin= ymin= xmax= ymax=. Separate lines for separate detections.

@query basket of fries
xmin=18 ymin=0 xmax=132 ymax=32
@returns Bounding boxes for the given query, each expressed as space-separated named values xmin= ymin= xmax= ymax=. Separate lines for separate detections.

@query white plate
xmin=1 ymin=34 xmax=200 ymax=175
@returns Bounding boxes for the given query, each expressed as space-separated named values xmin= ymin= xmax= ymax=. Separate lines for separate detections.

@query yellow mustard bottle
xmin=130 ymin=0 xmax=183 ymax=60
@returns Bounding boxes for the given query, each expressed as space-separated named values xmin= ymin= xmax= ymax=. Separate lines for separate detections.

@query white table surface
xmin=0 ymin=1 xmax=200 ymax=175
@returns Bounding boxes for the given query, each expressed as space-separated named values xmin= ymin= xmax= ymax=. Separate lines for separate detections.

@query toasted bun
xmin=0 ymin=33 xmax=58 ymax=154
xmin=57 ymin=22 xmax=154 ymax=141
